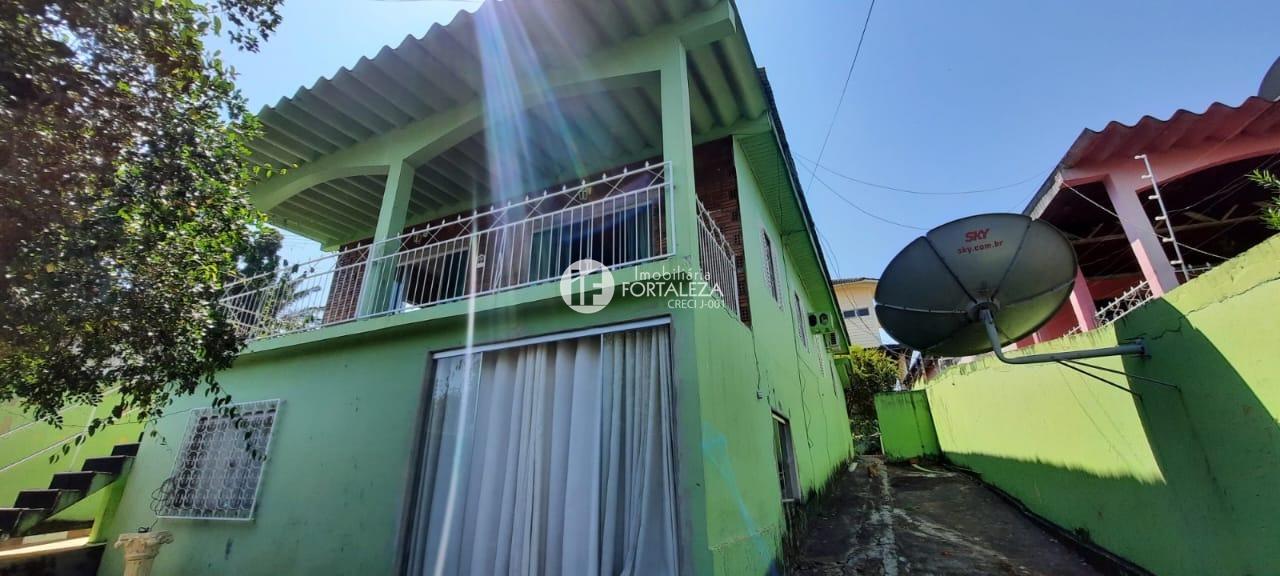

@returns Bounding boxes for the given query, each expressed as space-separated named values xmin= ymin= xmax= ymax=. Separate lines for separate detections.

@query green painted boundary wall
xmin=874 ymin=390 xmax=940 ymax=462
xmin=0 ymin=394 xmax=143 ymax=522
xmin=921 ymin=236 xmax=1280 ymax=576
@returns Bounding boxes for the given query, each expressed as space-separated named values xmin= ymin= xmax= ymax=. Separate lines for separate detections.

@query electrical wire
xmin=795 ymin=161 xmax=930 ymax=231
xmin=1062 ymin=360 xmax=1178 ymax=389
xmin=805 ymin=0 xmax=878 ymax=197
xmin=799 ymin=152 xmax=1051 ymax=197
xmin=1054 ymin=361 xmax=1137 ymax=396
xmin=1061 ymin=182 xmax=1235 ymax=269
xmin=815 ymin=227 xmax=844 ymax=277
xmin=1169 ymin=152 xmax=1280 ymax=215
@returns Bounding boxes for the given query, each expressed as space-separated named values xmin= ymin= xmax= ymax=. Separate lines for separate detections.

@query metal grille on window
xmin=762 ymin=231 xmax=780 ymax=303
xmin=793 ymin=293 xmax=809 ymax=349
xmin=156 ymin=399 xmax=281 ymax=520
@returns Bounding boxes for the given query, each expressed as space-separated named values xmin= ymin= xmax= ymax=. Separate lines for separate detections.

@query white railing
xmin=696 ymin=198 xmax=741 ymax=319
xmin=1095 ymin=279 xmax=1153 ymax=327
xmin=222 ymin=163 xmax=672 ymax=340
xmin=1182 ymin=263 xmax=1215 ymax=281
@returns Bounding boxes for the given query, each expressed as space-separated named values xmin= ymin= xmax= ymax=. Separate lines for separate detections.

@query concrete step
xmin=81 ymin=456 xmax=131 ymax=475
xmin=13 ymin=490 xmax=81 ymax=512
xmin=47 ymin=471 xmax=115 ymax=495
xmin=110 ymin=443 xmax=140 ymax=458
xmin=0 ymin=508 xmax=48 ymax=538
xmin=0 ymin=442 xmax=139 ymax=539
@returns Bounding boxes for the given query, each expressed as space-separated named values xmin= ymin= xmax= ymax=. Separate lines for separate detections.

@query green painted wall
xmin=0 ymin=393 xmax=142 ymax=522
xmin=684 ymin=139 xmax=851 ymax=576
xmin=97 ymin=293 xmax=682 ymax=575
xmin=92 ymin=141 xmax=852 ymax=575
xmin=922 ymin=236 xmax=1280 ymax=576
xmin=874 ymin=390 xmax=939 ymax=462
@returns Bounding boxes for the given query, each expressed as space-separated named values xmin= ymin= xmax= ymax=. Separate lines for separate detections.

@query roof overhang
xmin=248 ymin=0 xmax=773 ymax=247
xmin=1024 ymin=96 xmax=1280 ymax=216
xmin=242 ymin=0 xmax=851 ymax=351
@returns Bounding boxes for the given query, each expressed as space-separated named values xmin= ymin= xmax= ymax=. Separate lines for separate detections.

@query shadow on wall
xmin=1119 ymin=296 xmax=1280 ymax=572
xmin=923 ymin=252 xmax=1280 ymax=576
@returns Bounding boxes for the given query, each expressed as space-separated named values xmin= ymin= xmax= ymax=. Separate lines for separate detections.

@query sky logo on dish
xmin=964 ymin=228 xmax=990 ymax=242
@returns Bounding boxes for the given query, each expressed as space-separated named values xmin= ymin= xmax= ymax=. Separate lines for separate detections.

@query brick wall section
xmin=322 ymin=242 xmax=369 ymax=323
xmin=320 ymin=139 xmax=749 ymax=323
xmin=694 ymin=138 xmax=751 ymax=325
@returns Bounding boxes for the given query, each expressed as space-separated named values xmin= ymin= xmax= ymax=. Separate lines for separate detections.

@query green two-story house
xmin=95 ymin=1 xmax=855 ymax=574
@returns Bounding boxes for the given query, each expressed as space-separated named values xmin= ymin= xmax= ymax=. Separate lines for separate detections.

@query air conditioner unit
xmin=823 ymin=332 xmax=842 ymax=353
xmin=807 ymin=312 xmax=834 ymax=335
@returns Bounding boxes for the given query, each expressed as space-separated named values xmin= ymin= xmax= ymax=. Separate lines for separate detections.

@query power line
xmin=798 ymin=152 xmax=1049 ymax=196
xmin=814 ymin=227 xmax=844 ymax=277
xmin=1062 ymin=182 xmax=1232 ymax=268
xmin=796 ymin=162 xmax=929 ymax=231
xmin=805 ymin=0 xmax=878 ymax=197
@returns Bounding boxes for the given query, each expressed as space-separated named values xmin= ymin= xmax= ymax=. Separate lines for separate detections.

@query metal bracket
xmin=980 ymin=309 xmax=1146 ymax=365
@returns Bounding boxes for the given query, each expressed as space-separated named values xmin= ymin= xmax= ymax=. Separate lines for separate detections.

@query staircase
xmin=0 ymin=442 xmax=139 ymax=540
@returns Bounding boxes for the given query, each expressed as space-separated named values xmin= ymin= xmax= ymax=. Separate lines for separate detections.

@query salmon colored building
xmin=1020 ymin=81 xmax=1280 ymax=345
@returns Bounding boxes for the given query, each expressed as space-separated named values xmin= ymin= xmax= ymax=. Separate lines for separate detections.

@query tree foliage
xmin=224 ymin=227 xmax=322 ymax=336
xmin=843 ymin=347 xmax=899 ymax=421
xmin=1248 ymin=169 xmax=1280 ymax=232
xmin=0 ymin=0 xmax=283 ymax=434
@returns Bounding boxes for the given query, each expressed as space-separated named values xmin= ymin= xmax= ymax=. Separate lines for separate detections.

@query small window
xmin=772 ymin=413 xmax=801 ymax=502
xmin=793 ymin=293 xmax=808 ymax=350
xmin=842 ymin=307 xmax=871 ymax=318
xmin=156 ymin=399 xmax=281 ymax=520
xmin=761 ymin=231 xmax=780 ymax=304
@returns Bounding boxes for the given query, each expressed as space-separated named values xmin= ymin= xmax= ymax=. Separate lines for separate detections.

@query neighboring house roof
xmin=1023 ymin=95 xmax=1280 ymax=215
xmin=832 ymin=277 xmax=877 ymax=286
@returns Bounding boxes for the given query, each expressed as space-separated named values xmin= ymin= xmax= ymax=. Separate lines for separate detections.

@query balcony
xmin=221 ymin=162 xmax=743 ymax=341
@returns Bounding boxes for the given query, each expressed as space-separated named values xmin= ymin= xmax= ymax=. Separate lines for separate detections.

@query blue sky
xmin=220 ymin=0 xmax=1280 ymax=277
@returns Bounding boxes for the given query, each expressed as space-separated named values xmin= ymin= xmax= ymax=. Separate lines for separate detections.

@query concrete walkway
xmin=791 ymin=456 xmax=1104 ymax=575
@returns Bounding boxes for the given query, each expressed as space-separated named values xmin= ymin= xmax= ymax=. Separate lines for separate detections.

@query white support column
xmin=1103 ymin=172 xmax=1180 ymax=297
xmin=660 ymin=39 xmax=700 ymax=272
xmin=357 ymin=159 xmax=415 ymax=316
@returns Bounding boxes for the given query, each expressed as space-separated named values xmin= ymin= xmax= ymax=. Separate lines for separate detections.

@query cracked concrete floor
xmin=790 ymin=456 xmax=1104 ymax=576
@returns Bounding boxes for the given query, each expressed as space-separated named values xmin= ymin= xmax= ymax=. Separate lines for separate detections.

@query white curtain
xmin=408 ymin=326 xmax=678 ymax=576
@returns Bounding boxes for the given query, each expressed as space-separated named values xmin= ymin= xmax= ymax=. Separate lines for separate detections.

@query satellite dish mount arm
xmin=978 ymin=308 xmax=1146 ymax=364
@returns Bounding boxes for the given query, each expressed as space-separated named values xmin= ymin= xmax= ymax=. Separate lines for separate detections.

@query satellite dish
xmin=1261 ymin=56 xmax=1280 ymax=101
xmin=875 ymin=213 xmax=1145 ymax=364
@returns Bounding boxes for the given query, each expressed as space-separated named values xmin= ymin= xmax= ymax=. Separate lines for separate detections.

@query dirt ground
xmin=790 ymin=456 xmax=1106 ymax=575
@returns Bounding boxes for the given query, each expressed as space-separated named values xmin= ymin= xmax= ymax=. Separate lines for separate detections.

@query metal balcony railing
xmin=221 ymin=162 xmax=672 ymax=340
xmin=696 ymin=198 xmax=741 ymax=319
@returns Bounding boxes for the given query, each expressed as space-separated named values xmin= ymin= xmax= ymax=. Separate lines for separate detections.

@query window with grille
xmin=793 ymin=293 xmax=809 ymax=350
xmin=761 ymin=231 xmax=780 ymax=304
xmin=772 ymin=413 xmax=800 ymax=502
xmin=155 ymin=399 xmax=281 ymax=520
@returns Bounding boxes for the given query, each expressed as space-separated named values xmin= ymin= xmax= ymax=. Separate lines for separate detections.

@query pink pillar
xmin=1102 ymin=171 xmax=1180 ymax=296
xmin=1068 ymin=267 xmax=1098 ymax=331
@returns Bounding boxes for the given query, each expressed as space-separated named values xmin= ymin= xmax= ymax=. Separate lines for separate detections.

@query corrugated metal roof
xmin=248 ymin=0 xmax=850 ymax=348
xmin=1025 ymin=96 xmax=1280 ymax=216
xmin=251 ymin=0 xmax=780 ymax=246
xmin=1061 ymin=96 xmax=1280 ymax=168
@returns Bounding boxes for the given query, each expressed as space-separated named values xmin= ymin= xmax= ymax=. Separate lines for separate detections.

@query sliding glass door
xmin=408 ymin=324 xmax=678 ymax=576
